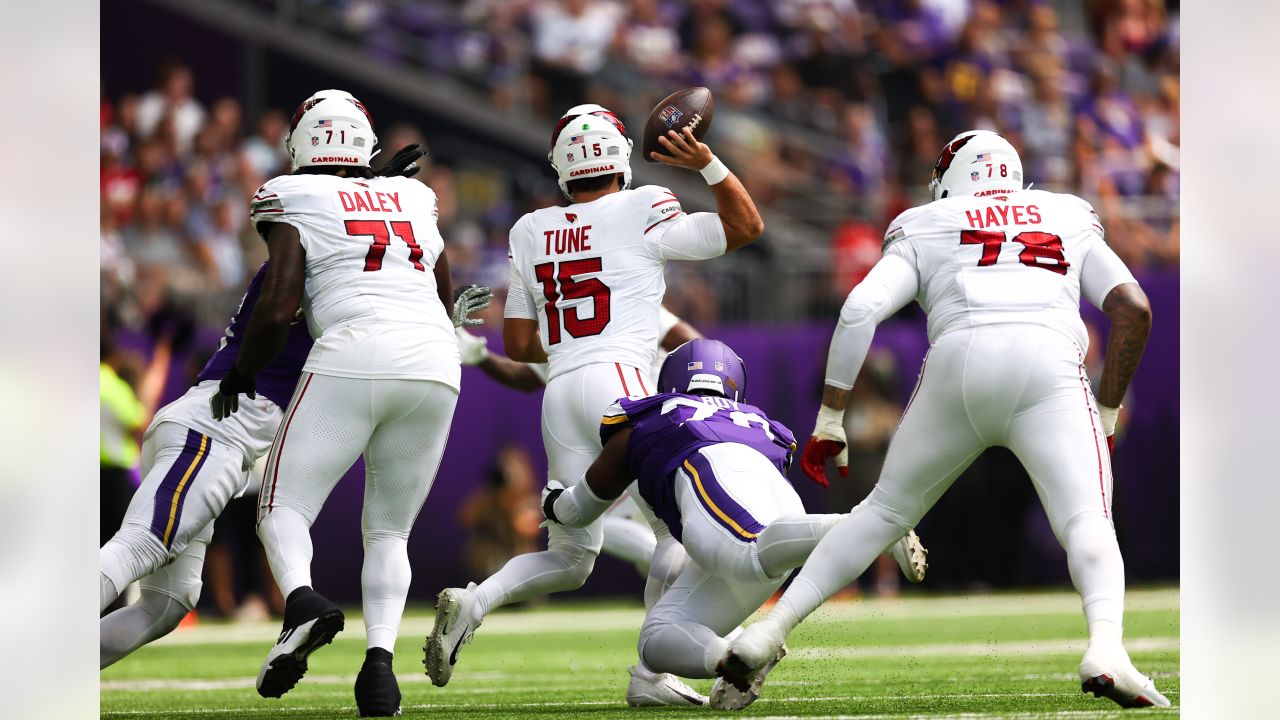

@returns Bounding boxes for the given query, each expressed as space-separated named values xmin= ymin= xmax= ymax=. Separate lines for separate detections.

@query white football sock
xmin=99 ymin=589 xmax=189 ymax=668
xmin=473 ymin=529 xmax=599 ymax=617
xmin=769 ymin=500 xmax=908 ymax=634
xmin=361 ymin=531 xmax=411 ymax=652
xmin=600 ymin=515 xmax=657 ymax=576
xmin=1060 ymin=511 xmax=1126 ymax=647
xmin=755 ymin=513 xmax=844 ymax=578
xmin=257 ymin=506 xmax=314 ymax=598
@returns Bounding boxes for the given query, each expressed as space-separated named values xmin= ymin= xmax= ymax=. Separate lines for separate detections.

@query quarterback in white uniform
xmin=724 ymin=131 xmax=1169 ymax=709
xmin=211 ymin=90 xmax=490 ymax=716
xmin=455 ymin=305 xmax=702 ymax=580
xmin=426 ymin=103 xmax=765 ymax=705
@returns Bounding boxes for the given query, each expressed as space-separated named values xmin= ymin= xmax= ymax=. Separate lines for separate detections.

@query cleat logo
xmin=449 ymin=626 xmax=471 ymax=665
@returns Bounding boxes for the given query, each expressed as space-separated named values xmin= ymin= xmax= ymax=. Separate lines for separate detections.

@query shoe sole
xmin=423 ymin=590 xmax=465 ymax=687
xmin=712 ymin=646 xmax=786 ymax=710
xmin=257 ymin=610 xmax=345 ymax=698
xmin=893 ymin=530 xmax=929 ymax=583
xmin=1082 ymin=673 xmax=1156 ymax=708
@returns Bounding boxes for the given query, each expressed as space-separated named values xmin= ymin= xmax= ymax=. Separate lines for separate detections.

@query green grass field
xmin=101 ymin=587 xmax=1178 ymax=719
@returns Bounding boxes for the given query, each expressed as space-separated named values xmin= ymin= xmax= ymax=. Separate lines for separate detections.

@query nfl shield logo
xmin=659 ymin=105 xmax=683 ymax=128
xmin=311 ymin=136 xmax=320 ymax=146
xmin=714 ymin=361 xmax=725 ymax=371
xmin=970 ymin=171 xmax=980 ymax=181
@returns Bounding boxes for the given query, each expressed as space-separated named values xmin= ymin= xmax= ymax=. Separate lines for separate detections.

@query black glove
xmin=541 ymin=487 xmax=565 ymax=525
xmin=210 ymin=366 xmax=256 ymax=421
xmin=375 ymin=143 xmax=427 ymax=179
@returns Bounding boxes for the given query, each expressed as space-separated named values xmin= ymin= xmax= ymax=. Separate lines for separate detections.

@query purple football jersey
xmin=196 ymin=263 xmax=313 ymax=408
xmin=600 ymin=393 xmax=796 ymax=541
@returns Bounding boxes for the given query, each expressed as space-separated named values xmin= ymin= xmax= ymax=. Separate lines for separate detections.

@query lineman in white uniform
xmin=426 ymin=103 xmax=765 ymax=706
xmin=724 ymin=131 xmax=1169 ymax=709
xmin=211 ymin=90 xmax=491 ymax=716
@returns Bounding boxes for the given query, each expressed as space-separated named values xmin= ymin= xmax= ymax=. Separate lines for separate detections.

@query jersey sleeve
xmin=1079 ymin=238 xmax=1137 ymax=309
xmin=599 ymin=399 xmax=635 ymax=445
xmin=657 ymin=306 xmax=681 ymax=342
xmin=503 ymin=216 xmax=538 ymax=320
xmin=249 ymin=177 xmax=304 ymax=240
xmin=638 ymin=186 xmax=729 ymax=261
xmin=767 ymin=416 xmax=798 ymax=471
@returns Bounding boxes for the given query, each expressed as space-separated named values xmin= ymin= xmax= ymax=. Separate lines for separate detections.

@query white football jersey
xmin=250 ymin=174 xmax=460 ymax=388
xmin=505 ymin=185 xmax=724 ymax=381
xmin=884 ymin=189 xmax=1135 ymax=350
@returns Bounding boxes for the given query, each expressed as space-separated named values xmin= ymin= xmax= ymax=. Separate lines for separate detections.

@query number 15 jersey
xmin=249 ymin=174 xmax=459 ymax=389
xmin=504 ymin=185 xmax=728 ymax=382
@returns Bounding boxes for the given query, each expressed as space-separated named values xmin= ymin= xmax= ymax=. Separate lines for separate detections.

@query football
xmin=641 ymin=87 xmax=715 ymax=162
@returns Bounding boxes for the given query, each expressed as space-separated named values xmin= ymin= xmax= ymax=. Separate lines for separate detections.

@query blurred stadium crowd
xmin=102 ymin=0 xmax=1179 ymax=333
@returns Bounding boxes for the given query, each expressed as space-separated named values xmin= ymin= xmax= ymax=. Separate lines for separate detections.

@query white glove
xmin=452 ymin=284 xmax=493 ymax=327
xmin=455 ymin=328 xmax=489 ymax=366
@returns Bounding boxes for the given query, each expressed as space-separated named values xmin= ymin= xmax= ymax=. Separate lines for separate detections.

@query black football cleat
xmin=256 ymin=586 xmax=345 ymax=698
xmin=355 ymin=647 xmax=402 ymax=717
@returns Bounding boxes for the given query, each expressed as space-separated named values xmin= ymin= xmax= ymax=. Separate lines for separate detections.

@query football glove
xmin=375 ymin=143 xmax=427 ymax=179
xmin=210 ymin=366 xmax=256 ymax=421
xmin=454 ymin=328 xmax=489 ymax=366
xmin=540 ymin=480 xmax=567 ymax=526
xmin=800 ymin=405 xmax=848 ymax=487
xmin=452 ymin=284 xmax=493 ymax=328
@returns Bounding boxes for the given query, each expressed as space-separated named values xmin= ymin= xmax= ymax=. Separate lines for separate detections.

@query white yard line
xmin=791 ymin=636 xmax=1179 ymax=659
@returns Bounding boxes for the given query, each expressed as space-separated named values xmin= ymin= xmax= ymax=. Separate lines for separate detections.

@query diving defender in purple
xmin=540 ymin=339 xmax=923 ymax=706
xmin=100 ymin=262 xmax=313 ymax=669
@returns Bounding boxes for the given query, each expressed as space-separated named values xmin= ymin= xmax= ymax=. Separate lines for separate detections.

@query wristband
xmin=813 ymin=404 xmax=845 ymax=441
xmin=699 ymin=156 xmax=730 ymax=185
xmin=1097 ymin=404 xmax=1120 ymax=436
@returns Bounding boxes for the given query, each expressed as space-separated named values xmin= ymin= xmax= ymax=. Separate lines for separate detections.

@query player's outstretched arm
xmin=212 ymin=223 xmax=304 ymax=420
xmin=544 ymin=428 xmax=633 ymax=527
xmin=650 ymin=128 xmax=763 ymax=251
xmin=456 ymin=328 xmax=545 ymax=390
xmin=1096 ymin=281 xmax=1152 ymax=412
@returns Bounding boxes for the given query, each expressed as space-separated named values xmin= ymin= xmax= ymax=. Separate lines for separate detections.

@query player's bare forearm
xmin=651 ymin=128 xmax=763 ymax=250
xmin=660 ymin=319 xmax=702 ymax=350
xmin=434 ymin=248 xmax=454 ymax=311
xmin=821 ymin=384 xmax=851 ymax=412
xmin=478 ymin=354 xmax=546 ymax=392
xmin=708 ymin=170 xmax=764 ymax=251
xmin=503 ymin=318 xmax=549 ymax=363
xmin=235 ymin=224 xmax=305 ymax=377
xmin=583 ymin=428 xmax=634 ymax=502
xmin=1097 ymin=282 xmax=1152 ymax=408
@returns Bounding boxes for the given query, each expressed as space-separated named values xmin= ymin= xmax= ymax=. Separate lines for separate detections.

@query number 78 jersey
xmin=884 ymin=188 xmax=1135 ymax=350
xmin=249 ymin=173 xmax=459 ymax=386
xmin=504 ymin=185 xmax=725 ymax=381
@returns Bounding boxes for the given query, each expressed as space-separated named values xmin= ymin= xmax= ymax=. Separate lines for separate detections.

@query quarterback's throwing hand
xmin=650 ymin=127 xmax=714 ymax=171
xmin=452 ymin=285 xmax=493 ymax=328
xmin=210 ymin=367 xmax=256 ymax=422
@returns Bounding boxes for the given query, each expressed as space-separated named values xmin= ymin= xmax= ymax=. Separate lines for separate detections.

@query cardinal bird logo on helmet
xmin=290 ymin=97 xmax=324 ymax=133
xmin=932 ymin=133 xmax=975 ymax=185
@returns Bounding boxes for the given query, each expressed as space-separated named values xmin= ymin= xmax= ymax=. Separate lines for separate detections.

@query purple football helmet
xmin=657 ymin=339 xmax=747 ymax=401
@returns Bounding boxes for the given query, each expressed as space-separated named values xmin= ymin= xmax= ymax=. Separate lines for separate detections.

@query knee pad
xmin=139 ymin=588 xmax=195 ymax=635
xmin=864 ymin=494 xmax=914 ymax=535
xmin=1061 ymin=512 xmax=1118 ymax=565
xmin=102 ymin=526 xmax=171 ymax=590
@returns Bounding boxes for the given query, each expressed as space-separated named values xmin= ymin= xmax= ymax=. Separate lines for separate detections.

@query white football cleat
xmin=422 ymin=583 xmax=481 ymax=687
xmin=625 ymin=664 xmax=707 ymax=707
xmin=1079 ymin=646 xmax=1171 ymax=708
xmin=714 ymin=619 xmax=788 ymax=710
xmin=889 ymin=529 xmax=928 ymax=583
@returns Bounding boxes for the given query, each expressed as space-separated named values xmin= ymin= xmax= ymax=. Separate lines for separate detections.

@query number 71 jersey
xmin=249 ymin=173 xmax=459 ymax=386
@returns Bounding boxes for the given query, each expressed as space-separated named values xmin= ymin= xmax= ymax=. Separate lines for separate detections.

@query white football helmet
xmin=548 ymin=104 xmax=633 ymax=200
xmin=929 ymin=130 xmax=1024 ymax=201
xmin=286 ymin=89 xmax=378 ymax=171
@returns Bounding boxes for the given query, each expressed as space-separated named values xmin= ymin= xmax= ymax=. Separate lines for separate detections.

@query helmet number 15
xmin=534 ymin=258 xmax=611 ymax=344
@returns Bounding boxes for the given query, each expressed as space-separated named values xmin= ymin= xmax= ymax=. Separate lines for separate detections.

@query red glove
xmin=801 ymin=437 xmax=848 ymax=488
xmin=1106 ymin=434 xmax=1115 ymax=455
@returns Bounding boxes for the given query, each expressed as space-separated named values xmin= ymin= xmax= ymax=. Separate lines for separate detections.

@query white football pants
xmin=472 ymin=361 xmax=657 ymax=616
xmin=639 ymin=443 xmax=839 ymax=678
xmin=775 ymin=323 xmax=1126 ymax=641
xmin=256 ymin=372 xmax=457 ymax=651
